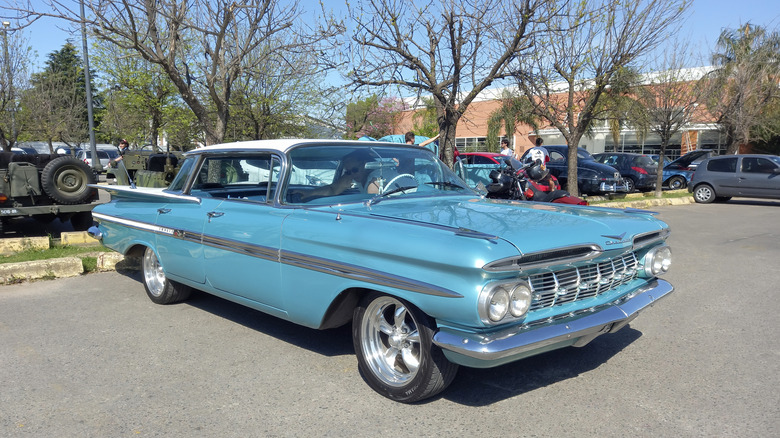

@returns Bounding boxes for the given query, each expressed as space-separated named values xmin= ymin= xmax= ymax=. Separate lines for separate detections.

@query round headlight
xmin=509 ymin=283 xmax=532 ymax=317
xmin=644 ymin=245 xmax=672 ymax=276
xmin=488 ymin=288 xmax=510 ymax=322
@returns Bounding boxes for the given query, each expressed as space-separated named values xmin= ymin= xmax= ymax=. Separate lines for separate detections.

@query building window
xmin=455 ymin=137 xmax=489 ymax=153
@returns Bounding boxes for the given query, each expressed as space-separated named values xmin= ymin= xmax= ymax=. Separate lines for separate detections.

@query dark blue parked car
xmin=593 ymin=152 xmax=658 ymax=192
xmin=520 ymin=146 xmax=628 ymax=195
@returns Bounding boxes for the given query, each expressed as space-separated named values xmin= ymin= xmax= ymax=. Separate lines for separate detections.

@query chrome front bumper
xmin=600 ymin=180 xmax=630 ymax=192
xmin=433 ymin=279 xmax=673 ymax=366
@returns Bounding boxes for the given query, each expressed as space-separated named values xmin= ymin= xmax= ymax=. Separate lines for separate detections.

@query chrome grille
xmin=528 ymin=251 xmax=639 ymax=311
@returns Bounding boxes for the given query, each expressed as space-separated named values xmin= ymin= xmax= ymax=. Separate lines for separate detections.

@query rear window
xmin=632 ymin=156 xmax=655 ymax=167
xmin=706 ymin=157 xmax=737 ymax=173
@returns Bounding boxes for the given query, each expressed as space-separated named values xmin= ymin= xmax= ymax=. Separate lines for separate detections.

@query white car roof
xmin=188 ymin=139 xmax=396 ymax=155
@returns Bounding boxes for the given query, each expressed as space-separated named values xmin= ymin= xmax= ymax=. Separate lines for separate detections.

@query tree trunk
xmin=566 ymin=132 xmax=584 ymax=197
xmin=654 ymin=137 xmax=670 ymax=198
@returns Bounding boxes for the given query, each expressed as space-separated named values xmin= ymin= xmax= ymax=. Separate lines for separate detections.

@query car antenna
xmin=118 ymin=160 xmax=136 ymax=189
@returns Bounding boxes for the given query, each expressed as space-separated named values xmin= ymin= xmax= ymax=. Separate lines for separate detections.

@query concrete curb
xmin=0 ymin=257 xmax=84 ymax=283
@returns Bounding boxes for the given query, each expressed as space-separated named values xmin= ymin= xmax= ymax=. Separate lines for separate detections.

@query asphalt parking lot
xmin=1 ymin=201 xmax=778 ymax=436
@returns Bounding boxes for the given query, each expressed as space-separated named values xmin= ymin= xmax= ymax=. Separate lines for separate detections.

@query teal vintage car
xmin=89 ymin=140 xmax=673 ymax=402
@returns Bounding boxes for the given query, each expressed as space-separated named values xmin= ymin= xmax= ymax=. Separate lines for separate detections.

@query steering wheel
xmin=380 ymin=173 xmax=418 ymax=195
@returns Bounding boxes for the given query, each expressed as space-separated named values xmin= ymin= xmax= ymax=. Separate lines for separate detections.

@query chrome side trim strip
xmin=93 ymin=213 xmax=461 ymax=298
xmin=432 ymin=279 xmax=673 ymax=361
xmin=281 ymin=249 xmax=462 ymax=298
xmin=200 ymin=234 xmax=278 ymax=262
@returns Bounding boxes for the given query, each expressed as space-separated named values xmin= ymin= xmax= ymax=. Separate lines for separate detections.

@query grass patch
xmin=82 ymin=256 xmax=98 ymax=273
xmin=0 ymin=244 xmax=112 ymax=265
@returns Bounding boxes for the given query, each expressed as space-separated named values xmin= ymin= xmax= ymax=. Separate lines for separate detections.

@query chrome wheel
xmin=667 ymin=176 xmax=685 ymax=190
xmin=143 ymin=247 xmax=166 ymax=298
xmin=359 ymin=296 xmax=422 ymax=387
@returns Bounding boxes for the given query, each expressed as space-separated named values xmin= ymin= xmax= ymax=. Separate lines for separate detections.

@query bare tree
xmin=513 ymin=0 xmax=689 ymax=195
xmin=703 ymin=23 xmax=780 ymax=154
xmin=343 ymin=0 xmax=555 ymax=165
xmin=0 ymin=23 xmax=32 ymax=150
xmin=9 ymin=0 xmax=340 ymax=145
xmin=633 ymin=45 xmax=704 ymax=197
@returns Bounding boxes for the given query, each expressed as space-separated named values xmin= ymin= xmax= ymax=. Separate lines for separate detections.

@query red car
xmin=459 ymin=152 xmax=508 ymax=165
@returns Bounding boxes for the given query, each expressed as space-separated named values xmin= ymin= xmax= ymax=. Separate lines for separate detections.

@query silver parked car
xmin=76 ymin=150 xmax=112 ymax=171
xmin=689 ymin=154 xmax=780 ymax=203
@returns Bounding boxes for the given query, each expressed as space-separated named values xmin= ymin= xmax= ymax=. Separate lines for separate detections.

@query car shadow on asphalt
xmin=720 ymin=199 xmax=780 ymax=207
xmin=180 ymin=287 xmax=355 ymax=357
xmin=440 ymin=326 xmax=643 ymax=406
xmin=117 ymin=270 xmax=644 ymax=405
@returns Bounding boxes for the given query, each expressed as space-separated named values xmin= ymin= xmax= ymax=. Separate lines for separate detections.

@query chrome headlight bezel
xmin=478 ymin=280 xmax=534 ymax=325
xmin=641 ymin=244 xmax=672 ymax=277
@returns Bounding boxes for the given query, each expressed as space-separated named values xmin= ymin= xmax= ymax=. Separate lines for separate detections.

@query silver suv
xmin=689 ymin=154 xmax=780 ymax=203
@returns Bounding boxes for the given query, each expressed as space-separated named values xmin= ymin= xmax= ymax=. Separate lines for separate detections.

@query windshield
xmin=285 ymin=144 xmax=473 ymax=205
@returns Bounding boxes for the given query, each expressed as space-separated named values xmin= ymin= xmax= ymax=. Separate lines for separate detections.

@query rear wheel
xmin=353 ymin=293 xmax=458 ymax=403
xmin=624 ymin=177 xmax=636 ymax=193
xmin=142 ymin=246 xmax=192 ymax=304
xmin=693 ymin=184 xmax=716 ymax=203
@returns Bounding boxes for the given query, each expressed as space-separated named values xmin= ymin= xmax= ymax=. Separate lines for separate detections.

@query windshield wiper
xmin=425 ymin=181 xmax=466 ymax=190
xmin=366 ymin=184 xmax=418 ymax=207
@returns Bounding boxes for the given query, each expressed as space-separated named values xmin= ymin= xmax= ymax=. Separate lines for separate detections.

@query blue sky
xmin=12 ymin=0 xmax=780 ymax=72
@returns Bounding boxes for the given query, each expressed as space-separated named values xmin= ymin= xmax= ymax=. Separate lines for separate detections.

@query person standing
xmin=500 ymin=138 xmax=513 ymax=156
xmin=110 ymin=139 xmax=130 ymax=166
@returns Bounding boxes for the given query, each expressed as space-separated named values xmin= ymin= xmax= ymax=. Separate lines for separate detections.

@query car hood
xmin=332 ymin=196 xmax=666 ymax=254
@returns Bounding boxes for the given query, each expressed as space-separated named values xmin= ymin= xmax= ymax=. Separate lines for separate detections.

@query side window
xmin=189 ymin=154 xmax=277 ymax=202
xmin=742 ymin=157 xmax=777 ymax=174
xmin=707 ymin=157 xmax=737 ymax=173
xmin=549 ymin=151 xmax=565 ymax=162
xmin=473 ymin=155 xmax=494 ymax=165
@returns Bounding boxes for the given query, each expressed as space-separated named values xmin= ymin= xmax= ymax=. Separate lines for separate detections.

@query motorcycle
xmin=485 ymin=157 xmax=588 ymax=205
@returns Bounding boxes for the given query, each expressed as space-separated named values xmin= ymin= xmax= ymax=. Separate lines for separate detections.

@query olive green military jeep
xmin=106 ymin=151 xmax=183 ymax=187
xmin=0 ymin=152 xmax=99 ymax=233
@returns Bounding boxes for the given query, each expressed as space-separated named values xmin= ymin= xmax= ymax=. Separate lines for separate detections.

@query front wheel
xmin=142 ymin=246 xmax=192 ymax=304
xmin=667 ymin=175 xmax=686 ymax=190
xmin=353 ymin=293 xmax=458 ymax=403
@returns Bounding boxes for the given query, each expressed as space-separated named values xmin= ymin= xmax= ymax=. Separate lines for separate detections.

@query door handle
xmin=157 ymin=208 xmax=171 ymax=214
xmin=207 ymin=211 xmax=224 ymax=222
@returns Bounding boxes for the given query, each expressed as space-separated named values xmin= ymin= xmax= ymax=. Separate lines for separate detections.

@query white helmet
xmin=525 ymin=147 xmax=549 ymax=164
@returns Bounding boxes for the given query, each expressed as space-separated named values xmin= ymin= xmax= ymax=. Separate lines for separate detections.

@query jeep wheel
xmin=41 ymin=157 xmax=97 ymax=205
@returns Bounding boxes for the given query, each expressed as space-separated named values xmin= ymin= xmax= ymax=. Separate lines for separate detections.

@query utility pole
xmin=80 ymin=1 xmax=101 ymax=172
xmin=2 ymin=21 xmax=16 ymax=150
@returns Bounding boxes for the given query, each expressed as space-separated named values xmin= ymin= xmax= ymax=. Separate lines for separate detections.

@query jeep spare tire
xmin=41 ymin=156 xmax=97 ymax=204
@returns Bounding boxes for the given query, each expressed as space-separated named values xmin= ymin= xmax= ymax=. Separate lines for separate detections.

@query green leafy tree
xmin=20 ymin=42 xmax=100 ymax=152
xmin=411 ymin=98 xmax=439 ymax=139
xmin=226 ymin=45 xmax=334 ymax=141
xmin=486 ymin=91 xmax=538 ymax=153
xmin=92 ymin=41 xmax=179 ymax=149
xmin=704 ymin=23 xmax=780 ymax=154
